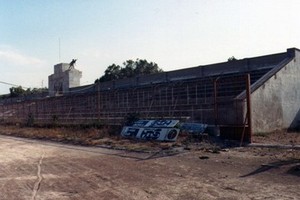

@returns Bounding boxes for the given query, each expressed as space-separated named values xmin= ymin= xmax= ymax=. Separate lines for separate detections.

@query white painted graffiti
xmin=131 ymin=119 xmax=179 ymax=128
xmin=132 ymin=120 xmax=154 ymax=127
xmin=121 ymin=127 xmax=140 ymax=138
xmin=121 ymin=119 xmax=180 ymax=141
xmin=151 ymin=120 xmax=179 ymax=128
xmin=139 ymin=128 xmax=162 ymax=140
xmin=121 ymin=127 xmax=180 ymax=141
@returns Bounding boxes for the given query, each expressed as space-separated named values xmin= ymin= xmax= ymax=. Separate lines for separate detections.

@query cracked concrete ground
xmin=0 ymin=135 xmax=299 ymax=200
xmin=31 ymin=151 xmax=44 ymax=200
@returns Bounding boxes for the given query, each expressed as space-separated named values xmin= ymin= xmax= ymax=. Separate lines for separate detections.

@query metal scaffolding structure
xmin=0 ymin=71 xmax=263 ymax=141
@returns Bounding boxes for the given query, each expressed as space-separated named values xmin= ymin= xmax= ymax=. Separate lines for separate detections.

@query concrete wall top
xmin=54 ymin=63 xmax=70 ymax=74
xmin=138 ymin=72 xmax=167 ymax=85
xmin=237 ymin=48 xmax=299 ymax=99
xmin=169 ymin=51 xmax=288 ymax=79
xmin=123 ymin=49 xmax=290 ymax=87
xmin=69 ymin=84 xmax=95 ymax=94
xmin=71 ymin=48 xmax=297 ymax=93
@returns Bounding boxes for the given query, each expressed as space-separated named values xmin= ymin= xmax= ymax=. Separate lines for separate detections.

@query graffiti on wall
xmin=121 ymin=120 xmax=180 ymax=142
xmin=180 ymin=123 xmax=207 ymax=135
xmin=121 ymin=127 xmax=140 ymax=138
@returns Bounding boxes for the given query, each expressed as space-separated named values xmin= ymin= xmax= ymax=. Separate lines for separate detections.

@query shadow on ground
xmin=241 ymin=159 xmax=300 ymax=178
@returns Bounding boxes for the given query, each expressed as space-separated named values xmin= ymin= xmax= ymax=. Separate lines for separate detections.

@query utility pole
xmin=246 ymin=74 xmax=252 ymax=143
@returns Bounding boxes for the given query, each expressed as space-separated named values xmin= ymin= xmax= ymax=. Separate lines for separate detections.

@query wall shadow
xmin=287 ymin=164 xmax=300 ymax=177
xmin=289 ymin=108 xmax=300 ymax=131
xmin=240 ymin=159 xmax=300 ymax=178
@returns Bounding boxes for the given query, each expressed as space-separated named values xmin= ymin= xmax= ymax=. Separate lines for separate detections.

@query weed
xmin=254 ymin=132 xmax=270 ymax=137
xmin=26 ymin=113 xmax=34 ymax=127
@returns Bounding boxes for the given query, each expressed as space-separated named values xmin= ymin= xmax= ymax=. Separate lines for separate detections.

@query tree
xmin=29 ymin=87 xmax=48 ymax=94
xmin=9 ymin=86 xmax=48 ymax=97
xmin=9 ymin=86 xmax=26 ymax=97
xmin=95 ymin=59 xmax=163 ymax=83
xmin=228 ymin=56 xmax=237 ymax=62
xmin=98 ymin=64 xmax=121 ymax=82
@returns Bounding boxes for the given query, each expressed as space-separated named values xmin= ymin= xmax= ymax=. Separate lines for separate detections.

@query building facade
xmin=48 ymin=63 xmax=82 ymax=96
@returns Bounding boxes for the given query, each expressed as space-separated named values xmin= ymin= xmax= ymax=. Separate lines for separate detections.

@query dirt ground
xmin=0 ymin=126 xmax=299 ymax=200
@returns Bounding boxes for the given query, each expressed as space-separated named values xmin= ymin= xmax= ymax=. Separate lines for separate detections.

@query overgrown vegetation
xmin=227 ymin=56 xmax=237 ymax=62
xmin=26 ymin=113 xmax=34 ymax=127
xmin=8 ymin=86 xmax=48 ymax=98
xmin=253 ymin=132 xmax=270 ymax=137
xmin=95 ymin=59 xmax=163 ymax=83
xmin=124 ymin=112 xmax=140 ymax=126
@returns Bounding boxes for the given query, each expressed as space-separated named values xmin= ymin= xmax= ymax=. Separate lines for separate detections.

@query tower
xmin=48 ymin=62 xmax=82 ymax=96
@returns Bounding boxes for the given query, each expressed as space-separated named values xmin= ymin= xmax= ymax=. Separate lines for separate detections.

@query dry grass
xmin=0 ymin=125 xmax=176 ymax=152
xmin=0 ymin=125 xmax=299 ymax=153
xmin=253 ymin=129 xmax=300 ymax=145
xmin=0 ymin=125 xmax=115 ymax=145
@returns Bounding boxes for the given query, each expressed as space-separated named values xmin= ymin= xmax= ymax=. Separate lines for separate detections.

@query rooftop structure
xmin=48 ymin=63 xmax=82 ymax=96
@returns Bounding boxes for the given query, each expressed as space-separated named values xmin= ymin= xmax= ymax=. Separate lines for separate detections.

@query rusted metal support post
xmin=97 ymin=82 xmax=100 ymax=120
xmin=35 ymin=101 xmax=38 ymax=123
xmin=246 ymin=74 xmax=252 ymax=143
xmin=213 ymin=79 xmax=218 ymax=125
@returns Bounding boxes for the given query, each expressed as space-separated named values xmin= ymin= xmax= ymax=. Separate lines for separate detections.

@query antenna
xmin=59 ymin=38 xmax=61 ymax=62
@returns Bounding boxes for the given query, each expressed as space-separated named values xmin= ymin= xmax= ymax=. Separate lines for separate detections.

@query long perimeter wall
xmin=0 ymin=74 xmax=251 ymax=128
xmin=1 ymin=48 xmax=299 ymax=139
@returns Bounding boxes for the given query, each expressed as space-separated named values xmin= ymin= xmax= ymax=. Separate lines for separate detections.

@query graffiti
xmin=151 ymin=120 xmax=179 ymax=128
xmin=132 ymin=120 xmax=154 ymax=127
xmin=180 ymin=123 xmax=207 ymax=135
xmin=132 ymin=119 xmax=180 ymax=128
xmin=121 ymin=127 xmax=140 ymax=138
xmin=140 ymin=128 xmax=161 ymax=140
xmin=137 ymin=128 xmax=179 ymax=141
xmin=166 ymin=129 xmax=178 ymax=140
xmin=121 ymin=119 xmax=180 ymax=141
xmin=152 ymin=120 xmax=172 ymax=127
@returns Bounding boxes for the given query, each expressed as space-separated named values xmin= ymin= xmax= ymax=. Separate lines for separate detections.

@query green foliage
xmin=124 ymin=112 xmax=140 ymax=126
xmin=228 ymin=56 xmax=237 ymax=62
xmin=253 ymin=132 xmax=270 ymax=137
xmin=9 ymin=86 xmax=48 ymax=98
xmin=98 ymin=64 xmax=121 ymax=82
xmin=51 ymin=115 xmax=59 ymax=127
xmin=26 ymin=113 xmax=34 ymax=127
xmin=9 ymin=86 xmax=26 ymax=97
xmin=95 ymin=59 xmax=163 ymax=83
xmin=29 ymin=87 xmax=48 ymax=94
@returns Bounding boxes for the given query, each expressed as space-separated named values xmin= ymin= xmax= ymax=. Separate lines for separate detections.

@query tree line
xmin=2 ymin=58 xmax=161 ymax=98
xmin=95 ymin=58 xmax=163 ymax=83
xmin=8 ymin=87 xmax=48 ymax=98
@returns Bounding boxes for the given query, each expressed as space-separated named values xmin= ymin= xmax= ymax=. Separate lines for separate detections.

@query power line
xmin=0 ymin=81 xmax=28 ymax=89
xmin=59 ymin=38 xmax=61 ymax=62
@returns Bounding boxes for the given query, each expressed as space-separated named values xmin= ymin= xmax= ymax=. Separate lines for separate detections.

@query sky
xmin=1 ymin=0 xmax=300 ymax=94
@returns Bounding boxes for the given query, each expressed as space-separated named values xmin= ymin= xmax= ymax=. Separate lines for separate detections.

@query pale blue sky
xmin=1 ymin=0 xmax=300 ymax=94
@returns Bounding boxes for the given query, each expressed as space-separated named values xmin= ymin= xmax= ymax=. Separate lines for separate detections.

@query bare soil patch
xmin=253 ymin=129 xmax=300 ymax=145
xmin=0 ymin=125 xmax=299 ymax=199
